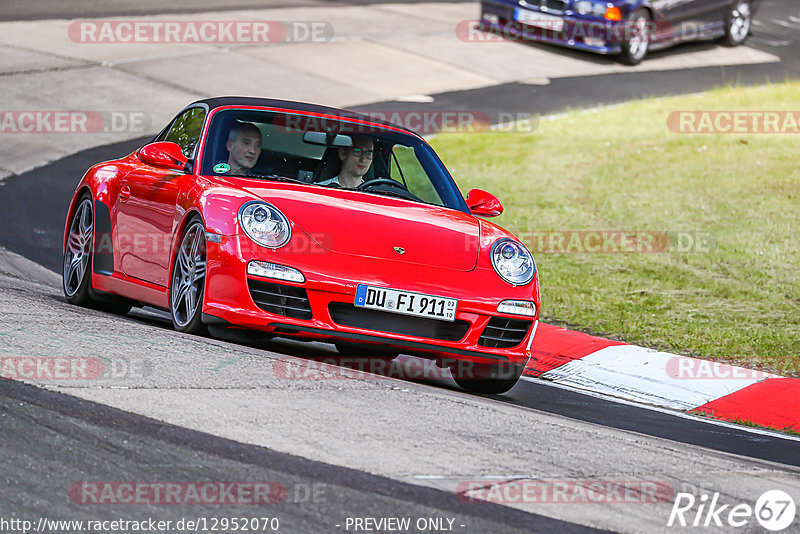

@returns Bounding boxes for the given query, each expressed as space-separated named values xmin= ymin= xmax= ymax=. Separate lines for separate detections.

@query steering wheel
xmin=357 ymin=178 xmax=409 ymax=191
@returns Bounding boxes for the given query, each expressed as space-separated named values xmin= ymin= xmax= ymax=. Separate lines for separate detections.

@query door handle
xmin=119 ymin=185 xmax=131 ymax=202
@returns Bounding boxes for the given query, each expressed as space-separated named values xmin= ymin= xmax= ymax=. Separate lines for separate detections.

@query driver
xmin=225 ymin=122 xmax=262 ymax=175
xmin=318 ymin=135 xmax=373 ymax=188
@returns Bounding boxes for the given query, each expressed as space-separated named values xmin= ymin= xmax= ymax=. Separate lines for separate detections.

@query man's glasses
xmin=350 ymin=147 xmax=374 ymax=159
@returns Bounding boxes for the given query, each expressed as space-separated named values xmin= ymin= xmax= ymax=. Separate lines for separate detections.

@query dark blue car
xmin=479 ymin=0 xmax=759 ymax=65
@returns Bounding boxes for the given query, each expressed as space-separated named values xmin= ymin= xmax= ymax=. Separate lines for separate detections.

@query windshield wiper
xmin=230 ymin=173 xmax=303 ymax=183
xmin=362 ymin=189 xmax=422 ymax=202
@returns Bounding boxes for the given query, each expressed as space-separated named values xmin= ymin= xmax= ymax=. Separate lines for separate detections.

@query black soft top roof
xmin=191 ymin=96 xmax=416 ymax=135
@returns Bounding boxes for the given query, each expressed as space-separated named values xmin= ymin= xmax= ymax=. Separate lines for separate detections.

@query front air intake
xmin=248 ymin=279 xmax=312 ymax=320
xmin=478 ymin=317 xmax=532 ymax=348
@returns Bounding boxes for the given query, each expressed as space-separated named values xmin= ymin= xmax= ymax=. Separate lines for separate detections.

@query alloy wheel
xmin=63 ymin=198 xmax=93 ymax=297
xmin=628 ymin=15 xmax=649 ymax=62
xmin=171 ymin=221 xmax=207 ymax=328
xmin=729 ymin=1 xmax=751 ymax=43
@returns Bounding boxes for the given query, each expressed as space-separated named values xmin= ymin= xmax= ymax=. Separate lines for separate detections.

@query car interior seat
xmin=312 ymin=147 xmax=341 ymax=183
xmin=313 ymin=146 xmax=382 ymax=185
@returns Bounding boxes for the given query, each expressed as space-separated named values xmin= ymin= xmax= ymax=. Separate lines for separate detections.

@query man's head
xmin=226 ymin=122 xmax=262 ymax=174
xmin=338 ymin=135 xmax=374 ymax=181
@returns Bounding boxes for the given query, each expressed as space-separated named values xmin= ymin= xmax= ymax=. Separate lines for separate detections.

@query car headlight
xmin=491 ymin=239 xmax=535 ymax=286
xmin=594 ymin=2 xmax=609 ymax=16
xmin=238 ymin=201 xmax=291 ymax=248
xmin=575 ymin=0 xmax=608 ymax=16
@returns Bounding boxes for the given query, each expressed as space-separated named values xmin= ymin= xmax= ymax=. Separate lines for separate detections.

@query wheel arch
xmin=620 ymin=1 xmax=655 ymax=24
xmin=62 ymin=162 xmax=127 ymax=252
xmin=624 ymin=0 xmax=655 ymax=18
xmin=63 ymin=185 xmax=94 ymax=253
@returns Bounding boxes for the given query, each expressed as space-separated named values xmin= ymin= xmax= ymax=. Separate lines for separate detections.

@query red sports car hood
xmin=243 ymin=186 xmax=480 ymax=271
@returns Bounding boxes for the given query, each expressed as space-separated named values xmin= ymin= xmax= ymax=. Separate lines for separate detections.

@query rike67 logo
xmin=669 ymin=490 xmax=796 ymax=531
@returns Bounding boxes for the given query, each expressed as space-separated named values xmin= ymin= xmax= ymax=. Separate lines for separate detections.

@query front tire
xmin=619 ymin=9 xmax=651 ymax=66
xmin=452 ymin=362 xmax=525 ymax=395
xmin=170 ymin=217 xmax=207 ymax=335
xmin=721 ymin=0 xmax=751 ymax=46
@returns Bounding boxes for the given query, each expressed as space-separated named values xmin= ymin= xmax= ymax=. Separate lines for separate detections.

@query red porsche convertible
xmin=63 ymin=98 xmax=540 ymax=394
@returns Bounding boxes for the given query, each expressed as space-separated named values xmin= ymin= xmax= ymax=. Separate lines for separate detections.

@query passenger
xmin=225 ymin=122 xmax=262 ymax=175
xmin=318 ymin=136 xmax=374 ymax=188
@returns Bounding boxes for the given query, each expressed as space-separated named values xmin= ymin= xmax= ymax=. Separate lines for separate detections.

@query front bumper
xmin=479 ymin=1 xmax=627 ymax=55
xmin=202 ymin=233 xmax=539 ymax=367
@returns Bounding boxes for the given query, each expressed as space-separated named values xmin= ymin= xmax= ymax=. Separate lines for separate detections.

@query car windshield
xmin=200 ymin=109 xmax=468 ymax=212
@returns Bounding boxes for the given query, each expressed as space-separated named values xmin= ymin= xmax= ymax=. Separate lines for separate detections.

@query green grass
xmin=728 ymin=418 xmax=800 ymax=436
xmin=690 ymin=412 xmax=800 ymax=435
xmin=430 ymin=82 xmax=800 ymax=377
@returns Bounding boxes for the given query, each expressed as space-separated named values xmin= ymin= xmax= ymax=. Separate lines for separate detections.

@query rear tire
xmin=721 ymin=0 xmax=751 ymax=46
xmin=63 ymin=195 xmax=95 ymax=306
xmin=63 ymin=194 xmax=132 ymax=315
xmin=170 ymin=217 xmax=208 ymax=335
xmin=619 ymin=9 xmax=651 ymax=65
xmin=452 ymin=362 xmax=525 ymax=395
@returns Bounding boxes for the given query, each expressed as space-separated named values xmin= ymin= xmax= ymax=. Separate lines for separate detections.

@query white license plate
xmin=354 ymin=284 xmax=457 ymax=322
xmin=514 ymin=8 xmax=564 ymax=31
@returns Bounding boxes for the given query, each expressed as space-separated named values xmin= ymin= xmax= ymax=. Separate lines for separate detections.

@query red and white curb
xmin=524 ymin=324 xmax=800 ymax=432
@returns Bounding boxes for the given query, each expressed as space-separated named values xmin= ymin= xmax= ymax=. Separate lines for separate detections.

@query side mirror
xmin=138 ymin=141 xmax=188 ymax=171
xmin=465 ymin=189 xmax=503 ymax=217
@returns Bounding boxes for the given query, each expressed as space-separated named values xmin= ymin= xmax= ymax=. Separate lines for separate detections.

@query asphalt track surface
xmin=0 ymin=378 xmax=601 ymax=533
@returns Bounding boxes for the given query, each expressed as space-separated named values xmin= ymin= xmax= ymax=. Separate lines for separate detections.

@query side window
xmin=162 ymin=107 xmax=206 ymax=158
